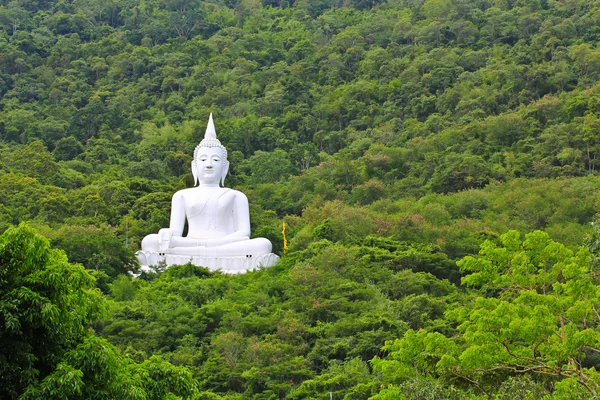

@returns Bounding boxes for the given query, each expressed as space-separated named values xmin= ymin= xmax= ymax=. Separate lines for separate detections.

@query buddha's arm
xmin=230 ymin=191 xmax=251 ymax=237
xmin=167 ymin=192 xmax=186 ymax=236
xmin=156 ymin=192 xmax=186 ymax=251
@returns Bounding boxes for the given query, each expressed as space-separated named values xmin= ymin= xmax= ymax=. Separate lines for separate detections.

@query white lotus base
xmin=136 ymin=251 xmax=279 ymax=274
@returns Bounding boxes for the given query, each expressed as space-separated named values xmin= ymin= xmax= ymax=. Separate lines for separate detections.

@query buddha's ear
xmin=191 ymin=161 xmax=199 ymax=186
xmin=221 ymin=160 xmax=230 ymax=187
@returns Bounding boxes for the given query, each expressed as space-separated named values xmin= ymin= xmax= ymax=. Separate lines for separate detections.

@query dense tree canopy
xmin=4 ymin=0 xmax=600 ymax=398
xmin=0 ymin=224 xmax=196 ymax=399
xmin=0 ymin=224 xmax=103 ymax=398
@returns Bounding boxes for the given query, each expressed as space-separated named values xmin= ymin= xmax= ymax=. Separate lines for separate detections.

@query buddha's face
xmin=194 ymin=146 xmax=229 ymax=186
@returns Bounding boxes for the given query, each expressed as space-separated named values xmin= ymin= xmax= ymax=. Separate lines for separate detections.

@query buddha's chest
xmin=183 ymin=189 xmax=235 ymax=229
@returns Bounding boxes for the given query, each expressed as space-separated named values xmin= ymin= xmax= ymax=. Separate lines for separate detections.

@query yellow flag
xmin=282 ymin=220 xmax=288 ymax=254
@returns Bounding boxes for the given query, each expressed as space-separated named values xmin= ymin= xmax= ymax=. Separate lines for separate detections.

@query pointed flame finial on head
xmin=205 ymin=112 xmax=216 ymax=140
xmin=194 ymin=113 xmax=227 ymax=160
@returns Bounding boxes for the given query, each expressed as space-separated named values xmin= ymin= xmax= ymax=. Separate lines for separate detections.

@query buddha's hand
xmin=158 ymin=228 xmax=173 ymax=253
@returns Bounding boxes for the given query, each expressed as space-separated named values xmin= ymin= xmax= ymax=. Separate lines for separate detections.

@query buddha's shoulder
xmin=173 ymin=187 xmax=196 ymax=197
xmin=228 ymin=189 xmax=248 ymax=200
xmin=173 ymin=187 xmax=247 ymax=198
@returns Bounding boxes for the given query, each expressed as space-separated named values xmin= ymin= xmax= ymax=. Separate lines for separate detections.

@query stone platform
xmin=136 ymin=251 xmax=279 ymax=274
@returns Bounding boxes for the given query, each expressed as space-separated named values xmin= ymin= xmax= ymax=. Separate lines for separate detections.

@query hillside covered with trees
xmin=4 ymin=0 xmax=600 ymax=398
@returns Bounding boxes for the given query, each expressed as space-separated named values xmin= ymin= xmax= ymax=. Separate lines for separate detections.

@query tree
xmin=0 ymin=3 xmax=29 ymax=35
xmin=577 ymin=113 xmax=600 ymax=172
xmin=288 ymin=358 xmax=378 ymax=399
xmin=240 ymin=149 xmax=293 ymax=185
xmin=373 ymin=230 xmax=600 ymax=397
xmin=0 ymin=224 xmax=198 ymax=399
xmin=48 ymin=224 xmax=137 ymax=278
xmin=21 ymin=338 xmax=198 ymax=400
xmin=53 ymin=137 xmax=84 ymax=161
xmin=452 ymin=230 xmax=600 ymax=395
xmin=0 ymin=224 xmax=105 ymax=398
xmin=166 ymin=0 xmax=206 ymax=39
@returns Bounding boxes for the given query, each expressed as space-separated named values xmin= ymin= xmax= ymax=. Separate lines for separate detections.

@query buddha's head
xmin=192 ymin=114 xmax=229 ymax=186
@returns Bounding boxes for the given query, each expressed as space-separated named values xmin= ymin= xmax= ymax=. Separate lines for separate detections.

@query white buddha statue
xmin=136 ymin=114 xmax=279 ymax=273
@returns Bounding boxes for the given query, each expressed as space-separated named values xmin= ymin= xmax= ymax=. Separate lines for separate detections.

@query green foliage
xmin=2 ymin=0 xmax=600 ymax=208
xmin=0 ymin=224 xmax=197 ymax=399
xmin=101 ymin=251 xmax=452 ymax=398
xmin=5 ymin=0 xmax=600 ymax=398
xmin=287 ymin=358 xmax=376 ymax=399
xmin=0 ymin=224 xmax=104 ymax=398
xmin=46 ymin=224 xmax=137 ymax=277
xmin=373 ymin=230 xmax=600 ymax=397
xmin=21 ymin=337 xmax=198 ymax=400
xmin=451 ymin=231 xmax=600 ymax=392
xmin=3 ymin=0 xmax=600 ymax=278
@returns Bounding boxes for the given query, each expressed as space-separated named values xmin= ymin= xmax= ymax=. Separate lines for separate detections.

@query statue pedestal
xmin=136 ymin=251 xmax=279 ymax=274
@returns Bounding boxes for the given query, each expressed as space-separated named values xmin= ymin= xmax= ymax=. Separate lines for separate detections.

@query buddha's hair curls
xmin=193 ymin=138 xmax=228 ymax=162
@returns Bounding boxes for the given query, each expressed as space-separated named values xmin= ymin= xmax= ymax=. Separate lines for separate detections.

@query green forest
xmin=4 ymin=0 xmax=600 ymax=398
